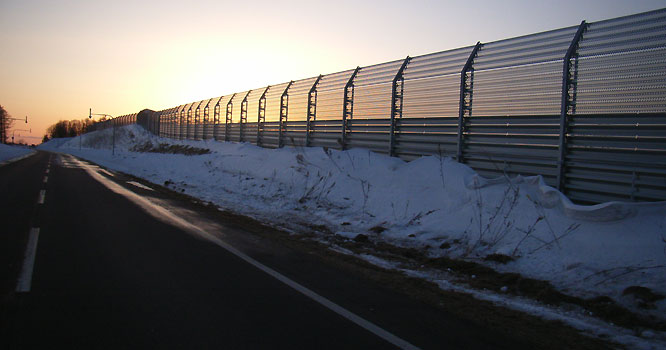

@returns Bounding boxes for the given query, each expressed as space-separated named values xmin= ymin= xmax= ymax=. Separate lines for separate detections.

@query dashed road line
xmin=43 ymin=176 xmax=48 ymax=183
xmin=16 ymin=228 xmax=40 ymax=293
xmin=45 ymin=168 xmax=50 ymax=174
xmin=38 ymin=190 xmax=46 ymax=204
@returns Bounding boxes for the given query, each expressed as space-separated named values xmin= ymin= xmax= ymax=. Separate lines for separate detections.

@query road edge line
xmin=16 ymin=227 xmax=40 ymax=293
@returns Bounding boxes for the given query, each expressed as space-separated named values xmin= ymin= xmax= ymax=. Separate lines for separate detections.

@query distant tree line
xmin=0 ymin=105 xmax=14 ymax=144
xmin=44 ymin=116 xmax=108 ymax=141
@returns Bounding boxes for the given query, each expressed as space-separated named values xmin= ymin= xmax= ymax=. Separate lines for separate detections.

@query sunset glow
xmin=1 ymin=0 xmax=663 ymax=142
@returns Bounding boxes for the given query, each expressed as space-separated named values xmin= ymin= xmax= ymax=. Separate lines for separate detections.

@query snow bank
xmin=40 ymin=125 xmax=666 ymax=322
xmin=0 ymin=143 xmax=35 ymax=164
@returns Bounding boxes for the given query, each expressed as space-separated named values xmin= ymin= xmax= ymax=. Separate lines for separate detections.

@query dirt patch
xmin=344 ymin=240 xmax=666 ymax=332
xmin=130 ymin=142 xmax=210 ymax=155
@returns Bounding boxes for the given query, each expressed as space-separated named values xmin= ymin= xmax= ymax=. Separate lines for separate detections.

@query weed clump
xmin=131 ymin=142 xmax=210 ymax=155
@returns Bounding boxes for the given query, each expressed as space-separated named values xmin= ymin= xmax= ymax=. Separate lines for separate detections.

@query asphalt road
xmin=0 ymin=151 xmax=604 ymax=349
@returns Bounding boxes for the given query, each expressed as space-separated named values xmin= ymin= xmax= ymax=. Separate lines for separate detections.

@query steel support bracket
xmin=278 ymin=81 xmax=293 ymax=148
xmin=239 ymin=90 xmax=251 ymax=142
xmin=389 ymin=56 xmax=411 ymax=157
xmin=456 ymin=42 xmax=483 ymax=163
xmin=341 ymin=67 xmax=360 ymax=150
xmin=257 ymin=86 xmax=270 ymax=146
xmin=306 ymin=75 xmax=323 ymax=147
xmin=556 ymin=21 xmax=588 ymax=192
xmin=225 ymin=93 xmax=235 ymax=141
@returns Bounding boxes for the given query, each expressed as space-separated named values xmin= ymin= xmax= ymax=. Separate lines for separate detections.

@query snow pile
xmin=0 ymin=143 xmax=35 ymax=163
xmin=40 ymin=125 xmax=666 ymax=322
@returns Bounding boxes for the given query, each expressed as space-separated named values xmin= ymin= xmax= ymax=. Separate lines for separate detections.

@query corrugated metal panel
xmin=260 ymin=121 xmax=280 ymax=148
xmin=309 ymin=119 xmax=343 ymax=148
xmin=464 ymin=115 xmax=560 ymax=186
xmin=577 ymin=9 xmax=666 ymax=114
xmin=565 ymin=113 xmax=666 ymax=202
xmin=283 ymin=121 xmax=308 ymax=147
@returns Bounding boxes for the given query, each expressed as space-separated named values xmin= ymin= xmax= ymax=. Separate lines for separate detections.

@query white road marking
xmin=16 ymin=228 xmax=40 ymax=293
xmin=99 ymin=169 xmax=115 ymax=177
xmin=46 ymin=168 xmax=50 ymax=174
xmin=69 ymin=154 xmax=420 ymax=350
xmin=43 ymin=176 xmax=48 ymax=183
xmin=127 ymin=181 xmax=154 ymax=191
xmin=38 ymin=190 xmax=46 ymax=204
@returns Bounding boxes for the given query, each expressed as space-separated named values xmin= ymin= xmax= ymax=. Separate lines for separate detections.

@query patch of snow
xmin=0 ymin=143 xmax=35 ymax=164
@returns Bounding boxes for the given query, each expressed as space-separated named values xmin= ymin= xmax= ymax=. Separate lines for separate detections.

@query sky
xmin=1 ymin=0 xmax=664 ymax=143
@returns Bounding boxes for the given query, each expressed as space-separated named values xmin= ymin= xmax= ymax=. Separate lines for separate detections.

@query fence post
xmin=187 ymin=106 xmax=193 ymax=140
xmin=557 ymin=21 xmax=588 ymax=192
xmin=389 ymin=56 xmax=411 ymax=157
xmin=306 ymin=75 xmax=323 ymax=147
xmin=278 ymin=81 xmax=293 ymax=148
xmin=240 ymin=90 xmax=251 ymax=142
xmin=456 ymin=42 xmax=482 ymax=163
xmin=341 ymin=67 xmax=360 ymax=150
xmin=180 ymin=108 xmax=186 ymax=140
xmin=257 ymin=86 xmax=269 ymax=146
xmin=203 ymin=102 xmax=210 ymax=139
xmin=213 ymin=102 xmax=220 ymax=140
xmin=225 ymin=94 xmax=235 ymax=141
xmin=195 ymin=104 xmax=201 ymax=140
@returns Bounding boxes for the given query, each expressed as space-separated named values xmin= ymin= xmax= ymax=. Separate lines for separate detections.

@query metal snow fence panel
xmin=226 ymin=91 xmax=248 ymax=142
xmin=346 ymin=60 xmax=403 ymax=154
xmin=202 ymin=98 xmax=217 ymax=140
xmin=287 ymin=77 xmax=319 ymax=122
xmin=240 ymin=89 xmax=263 ymax=144
xmin=215 ymin=95 xmax=233 ymax=141
xmin=261 ymin=82 xmax=291 ymax=148
xmin=314 ymin=69 xmax=355 ymax=121
xmin=397 ymin=46 xmax=474 ymax=159
xmin=181 ymin=103 xmax=195 ymax=140
xmin=459 ymin=26 xmax=579 ymax=186
xmin=194 ymin=99 xmax=208 ymax=140
xmin=309 ymin=69 xmax=355 ymax=148
xmin=174 ymin=104 xmax=185 ymax=140
xmin=170 ymin=107 xmax=180 ymax=139
xmin=282 ymin=77 xmax=318 ymax=147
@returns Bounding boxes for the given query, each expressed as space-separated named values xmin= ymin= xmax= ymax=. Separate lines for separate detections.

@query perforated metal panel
xmin=215 ymin=95 xmax=233 ymax=141
xmin=315 ymin=70 xmax=355 ymax=121
xmin=243 ymin=89 xmax=265 ymax=143
xmin=577 ymin=9 xmax=666 ymax=114
xmin=397 ymin=47 xmax=474 ymax=158
xmin=345 ymin=60 xmax=403 ymax=153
